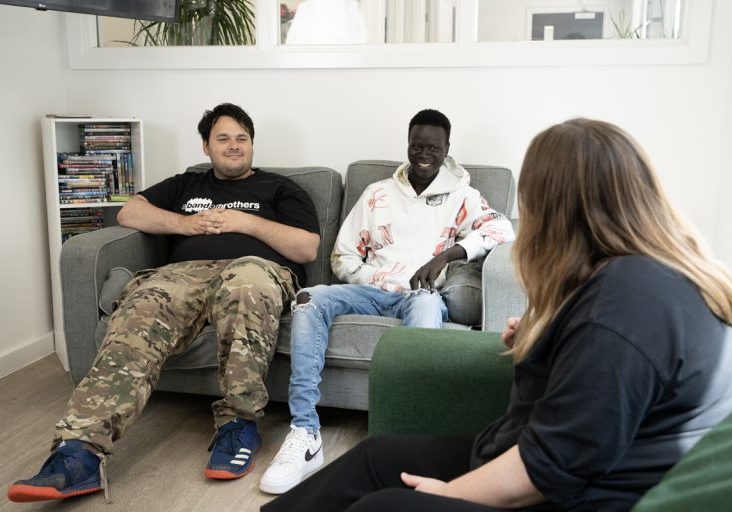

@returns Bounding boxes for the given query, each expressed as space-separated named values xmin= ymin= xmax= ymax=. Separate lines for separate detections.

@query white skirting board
xmin=0 ymin=333 xmax=55 ymax=379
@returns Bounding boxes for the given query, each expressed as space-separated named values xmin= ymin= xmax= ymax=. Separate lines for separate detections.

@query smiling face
xmin=203 ymin=115 xmax=254 ymax=180
xmin=407 ymin=124 xmax=450 ymax=184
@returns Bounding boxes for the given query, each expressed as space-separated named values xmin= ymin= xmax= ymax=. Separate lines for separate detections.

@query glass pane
xmin=97 ymin=0 xmax=257 ymax=47
xmin=279 ymin=0 xmax=369 ymax=45
xmin=384 ymin=0 xmax=456 ymax=44
xmin=278 ymin=0 xmax=457 ymax=45
xmin=478 ymin=0 xmax=683 ymax=42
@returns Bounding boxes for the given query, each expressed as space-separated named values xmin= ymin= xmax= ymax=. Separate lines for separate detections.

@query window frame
xmin=66 ymin=0 xmax=714 ymax=70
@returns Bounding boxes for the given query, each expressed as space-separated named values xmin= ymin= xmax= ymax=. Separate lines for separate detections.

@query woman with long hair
xmin=262 ymin=119 xmax=732 ymax=512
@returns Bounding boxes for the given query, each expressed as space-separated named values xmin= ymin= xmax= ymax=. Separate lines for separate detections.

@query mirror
xmin=95 ymin=0 xmax=685 ymax=48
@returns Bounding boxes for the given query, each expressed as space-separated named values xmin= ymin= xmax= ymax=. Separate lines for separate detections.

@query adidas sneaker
xmin=205 ymin=418 xmax=261 ymax=480
xmin=7 ymin=440 xmax=104 ymax=502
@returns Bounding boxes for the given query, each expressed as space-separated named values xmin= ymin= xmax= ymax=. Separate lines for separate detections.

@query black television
xmin=0 ymin=1 xmax=179 ymax=22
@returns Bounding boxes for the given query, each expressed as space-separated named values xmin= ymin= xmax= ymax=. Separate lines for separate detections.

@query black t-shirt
xmin=139 ymin=169 xmax=320 ymax=285
xmin=471 ymin=255 xmax=732 ymax=511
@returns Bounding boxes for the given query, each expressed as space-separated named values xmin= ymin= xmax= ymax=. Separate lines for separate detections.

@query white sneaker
xmin=259 ymin=425 xmax=324 ymax=494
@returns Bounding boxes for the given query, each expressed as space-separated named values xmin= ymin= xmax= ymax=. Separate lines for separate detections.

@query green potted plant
xmin=610 ymin=9 xmax=648 ymax=39
xmin=126 ymin=0 xmax=255 ymax=46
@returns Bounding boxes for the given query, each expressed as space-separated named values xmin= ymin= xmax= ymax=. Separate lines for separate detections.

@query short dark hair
xmin=197 ymin=103 xmax=255 ymax=142
xmin=408 ymin=109 xmax=451 ymax=142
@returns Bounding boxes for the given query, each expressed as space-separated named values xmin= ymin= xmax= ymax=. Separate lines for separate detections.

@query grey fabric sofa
xmin=60 ymin=160 xmax=525 ymax=411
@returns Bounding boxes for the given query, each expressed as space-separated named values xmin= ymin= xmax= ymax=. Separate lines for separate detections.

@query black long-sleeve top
xmin=471 ymin=255 xmax=732 ymax=511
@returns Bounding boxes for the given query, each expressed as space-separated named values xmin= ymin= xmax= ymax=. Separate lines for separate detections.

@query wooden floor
xmin=0 ymin=355 xmax=368 ymax=512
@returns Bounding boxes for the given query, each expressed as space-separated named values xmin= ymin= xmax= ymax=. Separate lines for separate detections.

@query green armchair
xmin=368 ymin=327 xmax=732 ymax=511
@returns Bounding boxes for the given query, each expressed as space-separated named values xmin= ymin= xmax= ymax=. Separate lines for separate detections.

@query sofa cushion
xmin=98 ymin=267 xmax=134 ymax=315
xmin=96 ymin=313 xmax=471 ymax=372
xmin=275 ymin=315 xmax=471 ymax=370
xmin=631 ymin=411 xmax=732 ymax=511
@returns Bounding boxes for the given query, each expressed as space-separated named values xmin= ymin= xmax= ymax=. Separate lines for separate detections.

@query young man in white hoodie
xmin=259 ymin=109 xmax=515 ymax=494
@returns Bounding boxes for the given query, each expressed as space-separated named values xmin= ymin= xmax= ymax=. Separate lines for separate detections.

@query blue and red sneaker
xmin=7 ymin=440 xmax=104 ymax=502
xmin=205 ymin=418 xmax=261 ymax=480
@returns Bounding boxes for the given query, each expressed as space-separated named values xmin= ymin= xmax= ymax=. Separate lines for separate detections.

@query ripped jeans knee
xmin=292 ymin=290 xmax=318 ymax=313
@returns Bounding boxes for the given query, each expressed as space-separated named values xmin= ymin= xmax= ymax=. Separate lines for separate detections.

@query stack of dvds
xmin=54 ymin=122 xmax=137 ymax=242
xmin=79 ymin=123 xmax=134 ymax=200
xmin=57 ymin=153 xmax=115 ymax=204
xmin=60 ymin=208 xmax=104 ymax=243
xmin=80 ymin=123 xmax=131 ymax=152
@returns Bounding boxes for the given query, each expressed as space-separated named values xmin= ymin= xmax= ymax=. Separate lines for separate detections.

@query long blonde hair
xmin=511 ymin=118 xmax=732 ymax=361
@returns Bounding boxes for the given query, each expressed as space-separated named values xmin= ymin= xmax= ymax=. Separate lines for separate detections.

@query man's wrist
xmin=236 ymin=210 xmax=255 ymax=235
xmin=175 ymin=213 xmax=190 ymax=235
xmin=444 ymin=244 xmax=468 ymax=262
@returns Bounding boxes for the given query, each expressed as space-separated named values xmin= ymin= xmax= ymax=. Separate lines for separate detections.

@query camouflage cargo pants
xmin=54 ymin=256 xmax=296 ymax=454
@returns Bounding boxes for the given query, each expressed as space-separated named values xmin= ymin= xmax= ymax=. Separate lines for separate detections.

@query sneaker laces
xmin=99 ymin=454 xmax=110 ymax=504
xmin=270 ymin=427 xmax=314 ymax=466
xmin=40 ymin=441 xmax=110 ymax=503
xmin=208 ymin=420 xmax=250 ymax=455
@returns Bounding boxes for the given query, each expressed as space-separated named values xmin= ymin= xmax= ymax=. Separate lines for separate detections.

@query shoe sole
xmin=259 ymin=452 xmax=324 ymax=494
xmin=7 ymin=483 xmax=102 ymax=502
xmin=204 ymin=462 xmax=256 ymax=480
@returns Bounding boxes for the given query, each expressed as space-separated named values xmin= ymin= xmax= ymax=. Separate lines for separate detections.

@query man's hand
xmin=409 ymin=253 xmax=449 ymax=291
xmin=409 ymin=244 xmax=468 ymax=290
xmin=189 ymin=208 xmax=249 ymax=236
xmin=401 ymin=473 xmax=451 ymax=496
xmin=118 ymin=198 xmax=318 ymax=263
xmin=501 ymin=316 xmax=522 ymax=348
xmin=190 ymin=208 xmax=319 ymax=263
xmin=177 ymin=209 xmax=225 ymax=236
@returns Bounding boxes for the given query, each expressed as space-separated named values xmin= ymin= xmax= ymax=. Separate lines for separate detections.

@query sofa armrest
xmin=368 ymin=328 xmax=514 ymax=436
xmin=481 ymin=219 xmax=526 ymax=332
xmin=61 ymin=226 xmax=168 ymax=383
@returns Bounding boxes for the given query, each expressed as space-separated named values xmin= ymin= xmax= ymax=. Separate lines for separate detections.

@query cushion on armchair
xmin=368 ymin=327 xmax=513 ymax=436
xmin=98 ymin=267 xmax=134 ymax=315
xmin=631 ymin=411 xmax=732 ymax=511
xmin=442 ymin=258 xmax=483 ymax=326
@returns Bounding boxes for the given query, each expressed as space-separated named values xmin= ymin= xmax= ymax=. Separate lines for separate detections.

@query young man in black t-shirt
xmin=8 ymin=103 xmax=321 ymax=503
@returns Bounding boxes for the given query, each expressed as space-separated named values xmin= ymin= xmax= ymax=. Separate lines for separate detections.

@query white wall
xmin=0 ymin=6 xmax=67 ymax=376
xmin=714 ymin=38 xmax=732 ymax=270
xmin=0 ymin=1 xmax=730 ymax=376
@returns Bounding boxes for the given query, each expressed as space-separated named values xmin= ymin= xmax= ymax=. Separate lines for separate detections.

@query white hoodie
xmin=331 ymin=156 xmax=515 ymax=292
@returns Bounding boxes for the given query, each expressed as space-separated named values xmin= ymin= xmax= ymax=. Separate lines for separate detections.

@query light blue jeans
xmin=288 ymin=284 xmax=449 ymax=432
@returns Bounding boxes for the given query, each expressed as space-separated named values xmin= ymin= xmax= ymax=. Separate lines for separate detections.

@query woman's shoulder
xmin=598 ymin=255 xmax=689 ymax=295
xmin=604 ymin=253 xmax=674 ymax=274
xmin=586 ymin=255 xmax=712 ymax=346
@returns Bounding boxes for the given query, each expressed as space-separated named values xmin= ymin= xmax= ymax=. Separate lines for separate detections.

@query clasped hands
xmin=182 ymin=208 xmax=249 ymax=236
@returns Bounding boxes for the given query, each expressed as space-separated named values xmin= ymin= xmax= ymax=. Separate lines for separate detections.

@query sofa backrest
xmin=342 ymin=160 xmax=515 ymax=221
xmin=186 ymin=164 xmax=343 ymax=287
